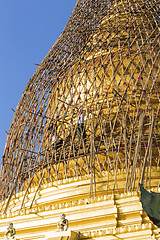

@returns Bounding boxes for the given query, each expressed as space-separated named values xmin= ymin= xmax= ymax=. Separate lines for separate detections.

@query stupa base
xmin=45 ymin=230 xmax=78 ymax=240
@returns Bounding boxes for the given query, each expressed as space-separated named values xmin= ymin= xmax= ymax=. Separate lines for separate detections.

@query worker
xmin=51 ymin=130 xmax=57 ymax=144
xmin=77 ymin=112 xmax=86 ymax=143
xmin=51 ymin=130 xmax=63 ymax=149
xmin=49 ymin=123 xmax=63 ymax=149
xmin=57 ymin=214 xmax=68 ymax=231
xmin=5 ymin=223 xmax=16 ymax=239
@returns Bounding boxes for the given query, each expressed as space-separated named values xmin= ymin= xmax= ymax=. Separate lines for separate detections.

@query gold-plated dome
xmin=0 ymin=0 xmax=159 ymax=213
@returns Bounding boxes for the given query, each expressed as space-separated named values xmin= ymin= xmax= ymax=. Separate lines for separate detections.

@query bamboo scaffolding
xmin=0 ymin=0 xmax=159 ymax=212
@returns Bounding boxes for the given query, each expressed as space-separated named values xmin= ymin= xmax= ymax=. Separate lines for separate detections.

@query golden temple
xmin=0 ymin=0 xmax=159 ymax=239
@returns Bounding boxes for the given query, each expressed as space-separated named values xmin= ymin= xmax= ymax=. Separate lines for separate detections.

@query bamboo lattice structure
xmin=0 ymin=0 xmax=160 ymax=214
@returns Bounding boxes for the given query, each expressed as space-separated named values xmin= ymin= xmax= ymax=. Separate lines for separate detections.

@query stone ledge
xmin=0 ymin=191 xmax=142 ymax=220
xmin=0 ymin=194 xmax=114 ymax=219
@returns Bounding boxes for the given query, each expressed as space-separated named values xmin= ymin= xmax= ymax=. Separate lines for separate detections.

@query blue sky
xmin=0 ymin=0 xmax=77 ymax=161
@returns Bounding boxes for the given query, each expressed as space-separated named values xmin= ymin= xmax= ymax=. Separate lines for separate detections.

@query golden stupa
xmin=0 ymin=0 xmax=159 ymax=239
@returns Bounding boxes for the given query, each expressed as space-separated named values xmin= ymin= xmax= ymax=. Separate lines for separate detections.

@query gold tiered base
xmin=0 ymin=168 xmax=159 ymax=240
xmin=45 ymin=231 xmax=78 ymax=240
